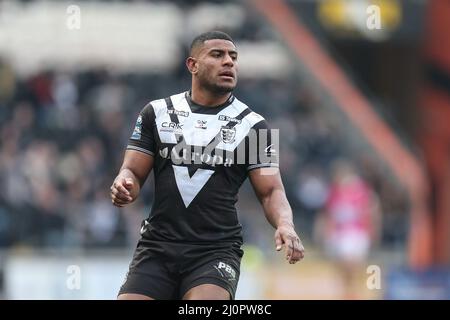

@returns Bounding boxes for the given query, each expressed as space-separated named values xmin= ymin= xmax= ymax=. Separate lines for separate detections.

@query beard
xmin=198 ymin=74 xmax=236 ymax=95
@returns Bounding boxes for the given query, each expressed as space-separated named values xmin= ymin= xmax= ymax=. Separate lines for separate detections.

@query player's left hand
xmin=274 ymin=224 xmax=305 ymax=264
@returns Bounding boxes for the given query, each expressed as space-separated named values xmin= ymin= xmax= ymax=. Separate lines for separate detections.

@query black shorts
xmin=118 ymin=238 xmax=244 ymax=300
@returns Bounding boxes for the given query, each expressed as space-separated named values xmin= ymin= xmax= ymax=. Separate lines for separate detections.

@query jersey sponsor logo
xmin=172 ymin=165 xmax=215 ymax=207
xmin=161 ymin=122 xmax=183 ymax=132
xmin=131 ymin=115 xmax=142 ymax=139
xmin=159 ymin=145 xmax=233 ymax=167
xmin=220 ymin=126 xmax=236 ymax=144
xmin=218 ymin=114 xmax=242 ymax=124
xmin=195 ymin=120 xmax=208 ymax=129
xmin=167 ymin=109 xmax=189 ymax=117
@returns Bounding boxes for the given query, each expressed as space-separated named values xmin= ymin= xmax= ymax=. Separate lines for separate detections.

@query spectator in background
xmin=314 ymin=160 xmax=381 ymax=299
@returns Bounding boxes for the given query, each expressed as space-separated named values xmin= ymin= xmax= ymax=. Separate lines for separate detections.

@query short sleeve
xmin=127 ymin=102 xmax=156 ymax=156
xmin=245 ymin=119 xmax=279 ymax=172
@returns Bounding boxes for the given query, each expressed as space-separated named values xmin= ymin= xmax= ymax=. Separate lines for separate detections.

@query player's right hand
xmin=110 ymin=178 xmax=135 ymax=207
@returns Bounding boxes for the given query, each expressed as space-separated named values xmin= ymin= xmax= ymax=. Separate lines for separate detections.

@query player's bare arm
xmin=249 ymin=168 xmax=305 ymax=264
xmin=110 ymin=150 xmax=154 ymax=207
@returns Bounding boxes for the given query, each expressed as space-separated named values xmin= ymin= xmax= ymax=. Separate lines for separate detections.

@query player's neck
xmin=190 ymin=87 xmax=232 ymax=107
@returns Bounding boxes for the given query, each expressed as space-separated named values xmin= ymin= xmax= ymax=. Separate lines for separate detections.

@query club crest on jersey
xmin=220 ymin=126 xmax=236 ymax=144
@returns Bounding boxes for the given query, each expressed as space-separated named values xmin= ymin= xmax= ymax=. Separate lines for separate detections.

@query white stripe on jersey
xmin=172 ymin=165 xmax=215 ymax=207
xmin=150 ymin=98 xmax=176 ymax=144
xmin=148 ymin=92 xmax=266 ymax=151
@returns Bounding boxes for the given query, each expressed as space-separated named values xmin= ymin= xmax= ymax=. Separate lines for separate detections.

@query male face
xmin=188 ymin=39 xmax=238 ymax=94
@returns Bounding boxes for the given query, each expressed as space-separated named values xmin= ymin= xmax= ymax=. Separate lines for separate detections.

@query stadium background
xmin=0 ymin=0 xmax=449 ymax=299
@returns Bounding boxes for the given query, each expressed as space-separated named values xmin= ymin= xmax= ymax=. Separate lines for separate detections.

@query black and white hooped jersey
xmin=127 ymin=91 xmax=278 ymax=244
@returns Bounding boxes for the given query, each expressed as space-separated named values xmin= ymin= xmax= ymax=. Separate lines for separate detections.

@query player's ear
xmin=186 ymin=57 xmax=198 ymax=74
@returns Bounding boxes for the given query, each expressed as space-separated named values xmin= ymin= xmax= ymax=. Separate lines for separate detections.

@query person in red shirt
xmin=315 ymin=160 xmax=381 ymax=299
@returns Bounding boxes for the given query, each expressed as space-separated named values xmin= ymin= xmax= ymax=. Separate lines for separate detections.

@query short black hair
xmin=189 ymin=31 xmax=235 ymax=55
